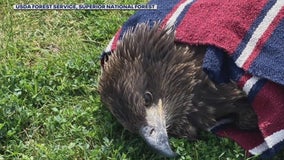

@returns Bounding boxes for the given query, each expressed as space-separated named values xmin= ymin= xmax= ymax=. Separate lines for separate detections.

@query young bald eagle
xmin=98 ymin=23 xmax=258 ymax=157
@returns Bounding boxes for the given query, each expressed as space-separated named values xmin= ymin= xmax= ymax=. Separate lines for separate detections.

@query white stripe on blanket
xmin=243 ymin=76 xmax=260 ymax=95
xmin=235 ymin=0 xmax=284 ymax=67
xmin=104 ymin=36 xmax=115 ymax=53
xmin=249 ymin=141 xmax=268 ymax=155
xmin=249 ymin=129 xmax=284 ymax=155
xmin=265 ymin=129 xmax=284 ymax=148
xmin=165 ymin=0 xmax=194 ymax=29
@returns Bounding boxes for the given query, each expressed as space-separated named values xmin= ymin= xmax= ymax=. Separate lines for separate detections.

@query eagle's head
xmin=99 ymin=23 xmax=206 ymax=157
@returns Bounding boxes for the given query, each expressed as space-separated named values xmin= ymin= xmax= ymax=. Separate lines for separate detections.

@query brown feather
xmin=98 ymin=22 xmax=258 ymax=140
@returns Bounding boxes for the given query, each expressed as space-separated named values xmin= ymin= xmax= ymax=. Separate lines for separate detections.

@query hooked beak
xmin=139 ymin=99 xmax=178 ymax=158
xmin=139 ymin=125 xmax=177 ymax=158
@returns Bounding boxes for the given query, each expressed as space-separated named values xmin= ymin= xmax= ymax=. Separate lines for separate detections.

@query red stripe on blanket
xmin=175 ymin=0 xmax=268 ymax=54
xmin=243 ymin=8 xmax=284 ymax=70
xmin=252 ymin=81 xmax=284 ymax=137
xmin=111 ymin=28 xmax=122 ymax=51
xmin=237 ymin=74 xmax=252 ymax=88
xmin=216 ymin=128 xmax=264 ymax=151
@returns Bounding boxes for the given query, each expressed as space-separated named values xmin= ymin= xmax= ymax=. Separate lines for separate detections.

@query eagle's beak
xmin=139 ymin=99 xmax=178 ymax=158
xmin=139 ymin=125 xmax=177 ymax=158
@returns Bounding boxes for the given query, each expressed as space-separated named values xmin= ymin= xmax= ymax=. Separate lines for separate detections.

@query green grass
xmin=0 ymin=0 xmax=283 ymax=159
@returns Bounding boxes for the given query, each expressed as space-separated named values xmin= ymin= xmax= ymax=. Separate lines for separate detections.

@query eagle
xmin=98 ymin=23 xmax=258 ymax=157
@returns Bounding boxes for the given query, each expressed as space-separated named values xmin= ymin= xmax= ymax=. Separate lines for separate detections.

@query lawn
xmin=0 ymin=0 xmax=283 ymax=159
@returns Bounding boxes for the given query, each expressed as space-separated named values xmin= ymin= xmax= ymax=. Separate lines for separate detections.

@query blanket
xmin=100 ymin=0 xmax=284 ymax=158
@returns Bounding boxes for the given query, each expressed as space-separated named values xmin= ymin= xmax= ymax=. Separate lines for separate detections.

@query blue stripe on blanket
xmin=262 ymin=141 xmax=284 ymax=159
xmin=247 ymin=79 xmax=267 ymax=102
xmin=119 ymin=0 xmax=180 ymax=40
xmin=203 ymin=46 xmax=244 ymax=84
xmin=249 ymin=19 xmax=284 ymax=86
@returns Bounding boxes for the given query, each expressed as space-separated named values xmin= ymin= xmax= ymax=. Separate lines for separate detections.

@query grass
xmin=0 ymin=0 xmax=283 ymax=159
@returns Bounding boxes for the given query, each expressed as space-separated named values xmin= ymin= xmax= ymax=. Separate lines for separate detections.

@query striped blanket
xmin=101 ymin=0 xmax=284 ymax=158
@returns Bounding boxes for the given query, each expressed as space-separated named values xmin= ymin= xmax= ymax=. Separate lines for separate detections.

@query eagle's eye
xmin=144 ymin=91 xmax=153 ymax=107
